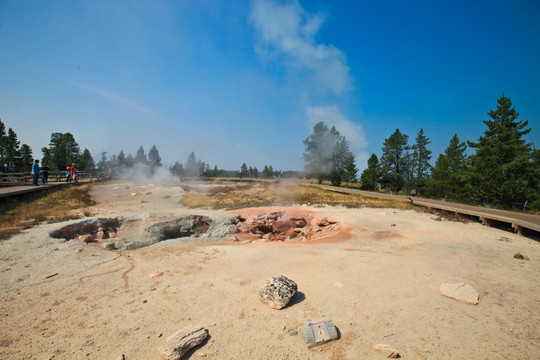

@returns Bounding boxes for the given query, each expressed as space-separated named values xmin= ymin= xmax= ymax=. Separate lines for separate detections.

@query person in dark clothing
xmin=41 ymin=164 xmax=49 ymax=184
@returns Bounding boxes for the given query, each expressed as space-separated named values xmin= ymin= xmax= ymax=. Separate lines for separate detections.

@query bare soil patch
xmin=0 ymin=181 xmax=538 ymax=359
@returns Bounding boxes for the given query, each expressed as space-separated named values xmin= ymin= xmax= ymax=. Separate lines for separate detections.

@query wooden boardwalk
xmin=0 ymin=182 xmax=72 ymax=199
xmin=310 ymin=184 xmax=540 ymax=235
xmin=2 ymin=178 xmax=538 ymax=236
xmin=0 ymin=177 xmax=97 ymax=202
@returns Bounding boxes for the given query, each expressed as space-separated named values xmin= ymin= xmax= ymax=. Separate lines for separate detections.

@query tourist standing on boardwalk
xmin=31 ymin=160 xmax=40 ymax=186
xmin=41 ymin=164 xmax=49 ymax=184
xmin=70 ymin=163 xmax=78 ymax=183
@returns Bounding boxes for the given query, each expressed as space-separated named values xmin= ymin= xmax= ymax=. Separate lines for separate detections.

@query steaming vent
xmin=50 ymin=218 xmax=121 ymax=241
xmin=50 ymin=215 xmax=237 ymax=250
xmin=50 ymin=211 xmax=344 ymax=249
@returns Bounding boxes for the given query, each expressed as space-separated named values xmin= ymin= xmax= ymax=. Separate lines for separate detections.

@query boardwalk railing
xmin=0 ymin=171 xmax=108 ymax=186
xmin=0 ymin=173 xmax=26 ymax=186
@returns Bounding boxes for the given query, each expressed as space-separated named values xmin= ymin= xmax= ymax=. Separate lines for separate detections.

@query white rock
xmin=373 ymin=343 xmax=400 ymax=358
xmin=439 ymin=283 xmax=479 ymax=305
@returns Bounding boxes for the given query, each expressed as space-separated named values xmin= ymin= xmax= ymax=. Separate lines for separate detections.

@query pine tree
xmin=0 ymin=119 xmax=6 ymax=171
xmin=44 ymin=132 xmax=80 ymax=170
xmin=79 ymin=148 xmax=96 ymax=171
xmin=429 ymin=134 xmax=469 ymax=200
xmin=198 ymin=161 xmax=206 ymax=177
xmin=342 ymin=152 xmax=358 ymax=185
xmin=97 ymin=152 xmax=108 ymax=171
xmin=117 ymin=151 xmax=126 ymax=167
xmin=41 ymin=147 xmax=51 ymax=168
xmin=262 ymin=165 xmax=271 ymax=178
xmin=429 ymin=154 xmax=450 ymax=198
xmin=241 ymin=163 xmax=248 ymax=178
xmin=411 ymin=128 xmax=432 ymax=194
xmin=467 ymin=93 xmax=537 ymax=208
xmin=125 ymin=154 xmax=135 ymax=167
xmin=380 ymin=129 xmax=410 ymax=192
xmin=135 ymin=146 xmax=147 ymax=164
xmin=329 ymin=129 xmax=354 ymax=186
xmin=18 ymin=144 xmax=33 ymax=172
xmin=185 ymin=152 xmax=198 ymax=177
xmin=4 ymin=128 xmax=21 ymax=172
xmin=303 ymin=122 xmax=334 ymax=183
xmin=303 ymin=121 xmax=354 ymax=185
xmin=171 ymin=161 xmax=184 ymax=176
xmin=360 ymin=153 xmax=381 ymax=191
xmin=148 ymin=145 xmax=162 ymax=171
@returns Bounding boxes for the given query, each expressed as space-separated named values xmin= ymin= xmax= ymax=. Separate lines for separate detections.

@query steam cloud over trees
xmin=303 ymin=121 xmax=358 ymax=186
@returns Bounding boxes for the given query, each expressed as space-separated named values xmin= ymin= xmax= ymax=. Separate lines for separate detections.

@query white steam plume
xmin=114 ymin=163 xmax=180 ymax=186
xmin=306 ymin=105 xmax=369 ymax=167
xmin=250 ymin=0 xmax=351 ymax=95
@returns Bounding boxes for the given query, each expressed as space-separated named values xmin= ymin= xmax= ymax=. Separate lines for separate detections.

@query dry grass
xmin=183 ymin=183 xmax=275 ymax=209
xmin=287 ymin=185 xmax=415 ymax=209
xmin=182 ymin=181 xmax=416 ymax=210
xmin=0 ymin=185 xmax=94 ymax=239
xmin=297 ymin=179 xmax=364 ymax=189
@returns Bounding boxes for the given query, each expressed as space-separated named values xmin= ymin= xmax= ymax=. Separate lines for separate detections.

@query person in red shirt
xmin=70 ymin=163 xmax=78 ymax=183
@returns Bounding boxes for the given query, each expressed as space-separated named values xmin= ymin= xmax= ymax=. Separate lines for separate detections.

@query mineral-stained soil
xmin=0 ymin=181 xmax=539 ymax=359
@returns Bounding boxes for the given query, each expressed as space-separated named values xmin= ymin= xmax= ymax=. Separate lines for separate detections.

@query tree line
xmin=303 ymin=94 xmax=539 ymax=211
xmin=359 ymin=94 xmax=539 ymax=210
xmin=0 ymin=119 xmax=32 ymax=172
xmin=0 ymin=122 xmax=283 ymax=180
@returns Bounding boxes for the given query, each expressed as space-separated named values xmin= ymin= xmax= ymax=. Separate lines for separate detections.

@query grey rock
xmin=258 ymin=275 xmax=298 ymax=309
xmin=145 ymin=215 xmax=236 ymax=244
xmin=102 ymin=242 xmax=117 ymax=250
xmin=157 ymin=326 xmax=208 ymax=360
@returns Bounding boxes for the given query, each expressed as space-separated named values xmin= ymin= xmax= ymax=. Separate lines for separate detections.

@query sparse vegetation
xmin=182 ymin=181 xmax=416 ymax=210
xmin=0 ymin=184 xmax=94 ymax=239
xmin=183 ymin=183 xmax=274 ymax=209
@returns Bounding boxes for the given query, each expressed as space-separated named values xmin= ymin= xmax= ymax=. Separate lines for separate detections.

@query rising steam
xmin=114 ymin=163 xmax=180 ymax=186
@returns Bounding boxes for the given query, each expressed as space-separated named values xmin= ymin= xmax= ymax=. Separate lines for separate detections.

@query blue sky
xmin=1 ymin=0 xmax=539 ymax=171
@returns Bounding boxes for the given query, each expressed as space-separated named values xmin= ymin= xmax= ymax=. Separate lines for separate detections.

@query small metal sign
xmin=298 ymin=318 xmax=338 ymax=348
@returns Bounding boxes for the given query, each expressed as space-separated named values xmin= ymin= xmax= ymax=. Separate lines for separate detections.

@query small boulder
xmin=439 ymin=283 xmax=479 ymax=305
xmin=157 ymin=326 xmax=208 ymax=360
xmin=514 ymin=253 xmax=529 ymax=260
xmin=290 ymin=217 xmax=307 ymax=228
xmin=258 ymin=275 xmax=297 ymax=309
xmin=373 ymin=343 xmax=400 ymax=358
xmin=317 ymin=218 xmax=336 ymax=227
xmin=272 ymin=220 xmax=291 ymax=234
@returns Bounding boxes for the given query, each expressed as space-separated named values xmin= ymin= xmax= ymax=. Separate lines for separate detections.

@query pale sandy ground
xmin=1 ymin=182 xmax=539 ymax=360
